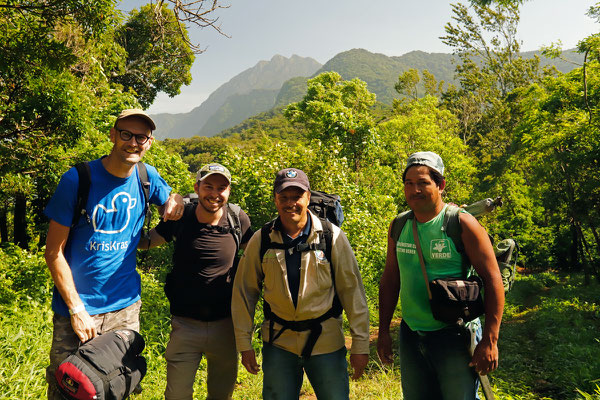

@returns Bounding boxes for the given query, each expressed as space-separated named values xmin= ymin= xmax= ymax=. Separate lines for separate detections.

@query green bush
xmin=0 ymin=244 xmax=51 ymax=305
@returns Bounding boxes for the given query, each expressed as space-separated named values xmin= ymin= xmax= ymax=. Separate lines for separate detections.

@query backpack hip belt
xmin=265 ymin=302 xmax=340 ymax=359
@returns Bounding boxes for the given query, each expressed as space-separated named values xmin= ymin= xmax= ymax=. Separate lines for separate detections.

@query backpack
xmin=390 ymin=200 xmax=518 ymax=292
xmin=72 ymin=161 xmax=151 ymax=232
xmin=308 ymin=190 xmax=344 ymax=227
xmin=258 ymin=191 xmax=344 ymax=358
xmin=55 ymin=329 xmax=146 ymax=400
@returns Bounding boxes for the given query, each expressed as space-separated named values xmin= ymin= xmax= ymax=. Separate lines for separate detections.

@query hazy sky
xmin=117 ymin=0 xmax=598 ymax=114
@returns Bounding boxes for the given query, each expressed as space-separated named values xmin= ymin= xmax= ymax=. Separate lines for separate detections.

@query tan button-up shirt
xmin=232 ymin=211 xmax=370 ymax=356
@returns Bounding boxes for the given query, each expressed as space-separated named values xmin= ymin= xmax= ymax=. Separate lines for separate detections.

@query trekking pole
xmin=467 ymin=324 xmax=495 ymax=400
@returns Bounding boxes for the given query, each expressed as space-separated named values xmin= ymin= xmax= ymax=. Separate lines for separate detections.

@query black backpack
xmin=55 ymin=329 xmax=146 ymax=400
xmin=308 ymin=190 xmax=344 ymax=227
xmin=71 ymin=161 xmax=151 ymax=232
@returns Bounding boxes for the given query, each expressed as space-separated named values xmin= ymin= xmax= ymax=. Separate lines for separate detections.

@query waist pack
xmin=55 ymin=329 xmax=146 ymax=400
xmin=429 ymin=275 xmax=485 ymax=324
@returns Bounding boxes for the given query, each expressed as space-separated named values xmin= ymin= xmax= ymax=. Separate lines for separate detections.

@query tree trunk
xmin=13 ymin=193 xmax=29 ymax=249
xmin=0 ymin=207 xmax=7 ymax=243
xmin=590 ymin=224 xmax=600 ymax=256
xmin=34 ymin=180 xmax=51 ymax=246
xmin=576 ymin=223 xmax=593 ymax=285
xmin=570 ymin=222 xmax=580 ymax=271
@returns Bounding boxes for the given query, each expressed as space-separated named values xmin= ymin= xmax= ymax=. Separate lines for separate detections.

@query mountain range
xmin=151 ymin=48 xmax=583 ymax=139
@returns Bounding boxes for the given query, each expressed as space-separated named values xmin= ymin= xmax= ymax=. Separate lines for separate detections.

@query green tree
xmin=511 ymin=66 xmax=600 ymax=277
xmin=393 ymin=69 xmax=445 ymax=112
xmin=285 ymin=72 xmax=377 ymax=171
xmin=378 ymin=95 xmax=477 ymax=205
xmin=394 ymin=68 xmax=420 ymax=100
xmin=440 ymin=1 xmax=546 ymax=180
xmin=113 ymin=4 xmax=195 ymax=108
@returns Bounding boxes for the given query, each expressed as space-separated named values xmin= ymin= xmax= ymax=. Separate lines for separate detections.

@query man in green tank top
xmin=377 ymin=151 xmax=504 ymax=400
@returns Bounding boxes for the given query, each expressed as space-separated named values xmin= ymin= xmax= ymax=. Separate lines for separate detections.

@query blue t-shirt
xmin=44 ymin=158 xmax=172 ymax=317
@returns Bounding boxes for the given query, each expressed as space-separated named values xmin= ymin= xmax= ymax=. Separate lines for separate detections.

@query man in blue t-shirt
xmin=43 ymin=109 xmax=184 ymax=399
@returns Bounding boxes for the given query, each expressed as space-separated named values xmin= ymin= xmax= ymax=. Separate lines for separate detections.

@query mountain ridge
xmin=151 ymin=54 xmax=321 ymax=139
xmin=152 ymin=48 xmax=583 ymax=139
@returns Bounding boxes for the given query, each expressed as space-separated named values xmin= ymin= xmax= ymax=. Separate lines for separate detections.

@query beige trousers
xmin=164 ymin=316 xmax=238 ymax=400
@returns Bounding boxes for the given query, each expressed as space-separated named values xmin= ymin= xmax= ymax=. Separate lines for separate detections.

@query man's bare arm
xmin=158 ymin=193 xmax=184 ymax=221
xmin=137 ymin=228 xmax=167 ymax=250
xmin=45 ymin=220 xmax=97 ymax=342
xmin=377 ymin=222 xmax=401 ymax=365
xmin=460 ymin=213 xmax=505 ymax=375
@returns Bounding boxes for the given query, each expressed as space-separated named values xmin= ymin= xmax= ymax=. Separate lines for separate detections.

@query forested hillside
xmin=1 ymin=1 xmax=599 ymax=399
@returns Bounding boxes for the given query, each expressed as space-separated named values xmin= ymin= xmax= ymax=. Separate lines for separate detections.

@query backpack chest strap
xmin=266 ymin=240 xmax=326 ymax=256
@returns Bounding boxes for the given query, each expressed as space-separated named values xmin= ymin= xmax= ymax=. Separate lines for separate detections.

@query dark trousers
xmin=398 ymin=320 xmax=481 ymax=400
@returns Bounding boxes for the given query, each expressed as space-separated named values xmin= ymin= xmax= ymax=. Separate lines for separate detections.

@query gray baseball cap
xmin=405 ymin=151 xmax=445 ymax=176
xmin=196 ymin=163 xmax=232 ymax=184
xmin=273 ymin=168 xmax=310 ymax=194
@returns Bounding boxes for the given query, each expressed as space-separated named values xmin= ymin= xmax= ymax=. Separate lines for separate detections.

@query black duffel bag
xmin=55 ymin=329 xmax=146 ymax=400
xmin=429 ymin=275 xmax=484 ymax=324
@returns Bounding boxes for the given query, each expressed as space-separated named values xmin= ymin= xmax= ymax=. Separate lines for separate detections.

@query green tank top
xmin=396 ymin=204 xmax=465 ymax=331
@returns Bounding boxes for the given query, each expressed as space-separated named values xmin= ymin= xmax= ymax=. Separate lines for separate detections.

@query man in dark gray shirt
xmin=142 ymin=163 xmax=252 ymax=400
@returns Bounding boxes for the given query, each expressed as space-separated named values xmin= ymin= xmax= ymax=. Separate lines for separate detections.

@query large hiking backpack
xmin=308 ymin=190 xmax=344 ymax=227
xmin=258 ymin=189 xmax=344 ymax=358
xmin=55 ymin=329 xmax=146 ymax=400
xmin=390 ymin=197 xmax=518 ymax=292
xmin=72 ymin=161 xmax=151 ymax=232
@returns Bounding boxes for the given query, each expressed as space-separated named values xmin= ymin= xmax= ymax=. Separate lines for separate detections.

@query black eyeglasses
xmin=116 ymin=128 xmax=152 ymax=145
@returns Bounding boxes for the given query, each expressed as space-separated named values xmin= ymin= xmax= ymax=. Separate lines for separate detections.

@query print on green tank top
xmin=396 ymin=204 xmax=465 ymax=331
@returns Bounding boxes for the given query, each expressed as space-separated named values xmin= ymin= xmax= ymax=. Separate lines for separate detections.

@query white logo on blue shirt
xmin=92 ymin=192 xmax=137 ymax=234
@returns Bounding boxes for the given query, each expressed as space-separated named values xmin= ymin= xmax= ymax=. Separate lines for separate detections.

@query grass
xmin=1 ymin=246 xmax=599 ymax=399
xmin=491 ymin=272 xmax=600 ymax=400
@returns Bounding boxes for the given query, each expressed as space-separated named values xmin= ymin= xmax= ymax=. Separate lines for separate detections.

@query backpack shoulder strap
xmin=226 ymin=203 xmax=242 ymax=250
xmin=136 ymin=162 xmax=153 ymax=242
xmin=72 ymin=162 xmax=91 ymax=227
xmin=259 ymin=219 xmax=277 ymax=261
xmin=443 ymin=205 xmax=471 ymax=276
xmin=390 ymin=210 xmax=413 ymax=243
xmin=136 ymin=162 xmax=150 ymax=211
xmin=442 ymin=205 xmax=464 ymax=254
xmin=318 ymin=218 xmax=343 ymax=316
xmin=320 ymin=218 xmax=333 ymax=264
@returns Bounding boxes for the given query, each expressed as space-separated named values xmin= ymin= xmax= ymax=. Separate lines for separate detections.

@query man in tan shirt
xmin=232 ymin=168 xmax=369 ymax=400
